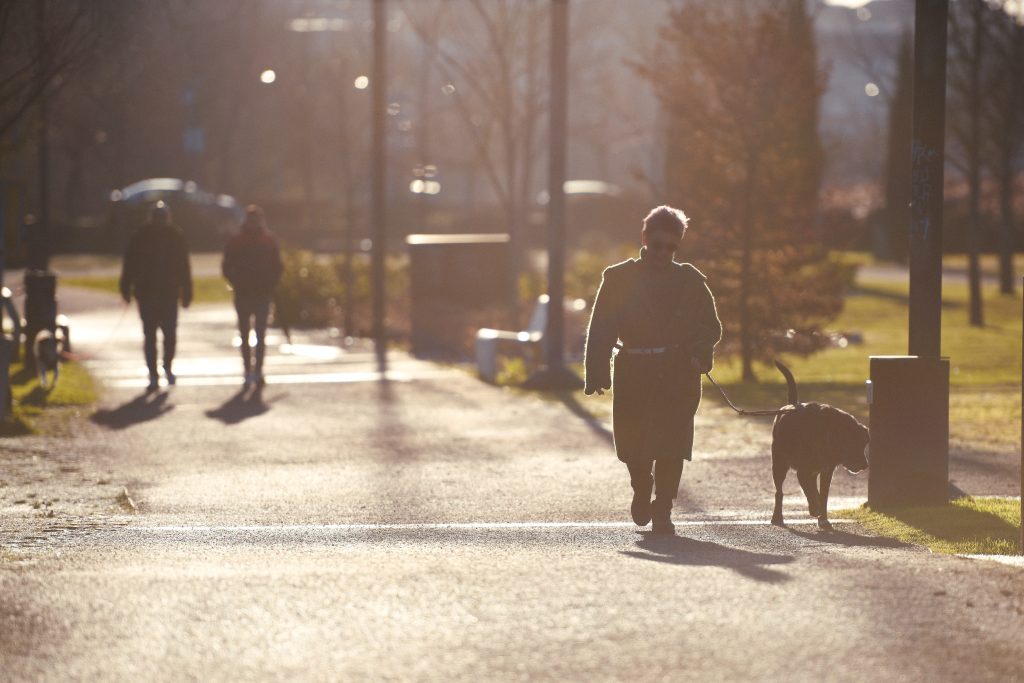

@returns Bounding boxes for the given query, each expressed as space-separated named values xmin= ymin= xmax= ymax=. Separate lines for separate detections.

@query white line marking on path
xmin=959 ymin=554 xmax=1024 ymax=568
xmin=101 ymin=369 xmax=453 ymax=388
xmin=137 ymin=519 xmax=853 ymax=533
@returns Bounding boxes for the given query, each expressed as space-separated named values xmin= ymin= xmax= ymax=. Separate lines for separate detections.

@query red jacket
xmin=222 ymin=228 xmax=283 ymax=299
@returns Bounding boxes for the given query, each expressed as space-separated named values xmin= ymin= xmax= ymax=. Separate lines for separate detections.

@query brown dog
xmin=770 ymin=361 xmax=868 ymax=530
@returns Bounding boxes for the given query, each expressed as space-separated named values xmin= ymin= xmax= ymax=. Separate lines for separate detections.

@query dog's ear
xmin=859 ymin=423 xmax=870 ymax=444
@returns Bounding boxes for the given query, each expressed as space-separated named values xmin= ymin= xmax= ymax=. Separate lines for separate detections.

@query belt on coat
xmin=622 ymin=346 xmax=667 ymax=355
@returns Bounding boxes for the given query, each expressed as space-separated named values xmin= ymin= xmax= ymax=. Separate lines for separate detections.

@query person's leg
xmin=652 ymin=457 xmax=685 ymax=529
xmin=651 ymin=411 xmax=694 ymax=533
xmin=235 ymin=297 xmax=253 ymax=383
xmin=625 ymin=458 xmax=654 ymax=527
xmin=138 ymin=301 xmax=159 ymax=389
xmin=252 ymin=297 xmax=271 ymax=384
xmin=160 ymin=300 xmax=179 ymax=383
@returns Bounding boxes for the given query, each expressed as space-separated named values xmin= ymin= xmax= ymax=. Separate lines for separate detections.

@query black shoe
xmin=651 ymin=511 xmax=675 ymax=535
xmin=630 ymin=491 xmax=651 ymax=527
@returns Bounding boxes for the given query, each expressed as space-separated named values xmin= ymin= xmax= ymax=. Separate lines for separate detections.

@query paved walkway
xmin=1 ymin=288 xmax=1022 ymax=682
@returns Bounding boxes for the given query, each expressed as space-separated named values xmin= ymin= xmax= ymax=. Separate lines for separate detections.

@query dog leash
xmin=702 ymin=371 xmax=787 ymax=417
xmin=95 ymin=303 xmax=132 ymax=348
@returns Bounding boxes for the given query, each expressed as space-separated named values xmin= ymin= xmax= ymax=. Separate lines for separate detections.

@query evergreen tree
xmin=641 ymin=0 xmax=848 ymax=381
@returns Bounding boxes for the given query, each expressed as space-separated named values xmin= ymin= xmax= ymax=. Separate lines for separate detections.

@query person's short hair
xmin=642 ymin=205 xmax=688 ymax=239
xmin=243 ymin=204 xmax=265 ymax=228
xmin=149 ymin=200 xmax=171 ymax=221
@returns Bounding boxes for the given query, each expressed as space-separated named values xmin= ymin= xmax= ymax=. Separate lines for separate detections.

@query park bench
xmin=474 ymin=294 xmax=587 ymax=382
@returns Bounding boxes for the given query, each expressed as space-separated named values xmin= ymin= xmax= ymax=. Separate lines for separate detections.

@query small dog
xmin=33 ymin=329 xmax=61 ymax=389
xmin=770 ymin=361 xmax=868 ymax=530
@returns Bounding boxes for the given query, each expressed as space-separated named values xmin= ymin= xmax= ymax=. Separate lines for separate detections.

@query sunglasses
xmin=648 ymin=241 xmax=678 ymax=254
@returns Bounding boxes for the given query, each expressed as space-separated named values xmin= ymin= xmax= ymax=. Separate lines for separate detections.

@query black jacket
xmin=120 ymin=222 xmax=193 ymax=304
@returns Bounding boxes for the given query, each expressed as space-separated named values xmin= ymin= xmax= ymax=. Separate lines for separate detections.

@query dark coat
xmin=584 ymin=249 xmax=722 ymax=462
xmin=119 ymin=222 xmax=193 ymax=305
xmin=222 ymin=228 xmax=283 ymax=300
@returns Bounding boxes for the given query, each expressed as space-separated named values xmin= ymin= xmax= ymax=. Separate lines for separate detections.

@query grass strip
xmin=835 ymin=497 xmax=1022 ymax=555
xmin=2 ymin=358 xmax=97 ymax=436
xmin=62 ymin=275 xmax=233 ymax=304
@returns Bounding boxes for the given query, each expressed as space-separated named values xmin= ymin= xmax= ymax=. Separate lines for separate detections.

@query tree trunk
xmin=998 ymin=158 xmax=1016 ymax=295
xmin=966 ymin=1 xmax=984 ymax=327
xmin=740 ymin=152 xmax=759 ymax=383
xmin=64 ymin=146 xmax=82 ymax=222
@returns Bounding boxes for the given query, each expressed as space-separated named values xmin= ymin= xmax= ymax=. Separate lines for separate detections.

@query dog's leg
xmin=37 ymin=368 xmax=46 ymax=389
xmin=817 ymin=466 xmax=835 ymax=531
xmin=797 ymin=470 xmax=820 ymax=518
xmin=771 ymin=457 xmax=788 ymax=526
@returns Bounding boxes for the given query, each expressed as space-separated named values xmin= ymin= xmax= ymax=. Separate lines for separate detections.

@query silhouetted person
xmin=119 ymin=200 xmax=193 ymax=391
xmin=222 ymin=205 xmax=283 ymax=388
xmin=583 ymin=206 xmax=722 ymax=534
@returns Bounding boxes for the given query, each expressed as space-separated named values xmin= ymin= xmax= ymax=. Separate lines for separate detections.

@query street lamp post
xmin=371 ymin=0 xmax=388 ymax=374
xmin=524 ymin=0 xmax=580 ymax=391
xmin=867 ymin=0 xmax=950 ymax=508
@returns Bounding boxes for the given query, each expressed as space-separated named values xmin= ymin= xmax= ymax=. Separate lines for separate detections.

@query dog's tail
xmin=774 ymin=360 xmax=798 ymax=406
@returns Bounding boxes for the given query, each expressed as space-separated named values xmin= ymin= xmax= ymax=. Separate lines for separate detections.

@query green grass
xmin=62 ymin=275 xmax=233 ymax=304
xmin=835 ymin=497 xmax=1022 ymax=555
xmin=575 ymin=260 xmax=1024 ymax=452
xmin=2 ymin=358 xmax=98 ymax=436
xmin=706 ymin=272 xmax=1024 ymax=449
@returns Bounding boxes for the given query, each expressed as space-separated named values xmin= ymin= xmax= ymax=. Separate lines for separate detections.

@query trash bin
xmin=867 ymin=355 xmax=950 ymax=507
xmin=0 ymin=335 xmax=13 ymax=421
xmin=406 ymin=233 xmax=510 ymax=356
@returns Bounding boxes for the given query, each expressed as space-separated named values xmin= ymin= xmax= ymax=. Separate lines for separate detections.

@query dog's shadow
xmin=205 ymin=387 xmax=283 ymax=425
xmin=91 ymin=391 xmax=173 ymax=430
xmin=783 ymin=526 xmax=911 ymax=549
xmin=621 ymin=533 xmax=795 ymax=584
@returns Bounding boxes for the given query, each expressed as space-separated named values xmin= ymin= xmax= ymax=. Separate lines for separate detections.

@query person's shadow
xmin=91 ymin=391 xmax=173 ymax=430
xmin=621 ymin=533 xmax=795 ymax=583
xmin=205 ymin=387 xmax=274 ymax=425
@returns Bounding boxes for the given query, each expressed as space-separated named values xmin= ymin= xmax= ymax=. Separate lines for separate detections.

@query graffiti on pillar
xmin=911 ymin=139 xmax=939 ymax=242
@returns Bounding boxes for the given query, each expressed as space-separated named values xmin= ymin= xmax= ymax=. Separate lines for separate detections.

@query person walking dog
xmin=583 ymin=205 xmax=722 ymax=534
xmin=119 ymin=201 xmax=193 ymax=392
xmin=222 ymin=205 xmax=283 ymax=388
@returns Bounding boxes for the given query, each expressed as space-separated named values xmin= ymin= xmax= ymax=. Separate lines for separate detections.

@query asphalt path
xmin=1 ymin=286 xmax=1023 ymax=681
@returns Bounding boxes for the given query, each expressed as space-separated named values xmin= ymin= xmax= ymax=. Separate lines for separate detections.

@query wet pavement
xmin=1 ymin=285 xmax=1023 ymax=681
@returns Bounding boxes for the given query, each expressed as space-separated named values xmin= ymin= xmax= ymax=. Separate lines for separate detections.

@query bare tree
xmin=982 ymin=4 xmax=1024 ymax=295
xmin=947 ymin=0 xmax=1002 ymax=326
xmin=402 ymin=0 xmax=549 ymax=317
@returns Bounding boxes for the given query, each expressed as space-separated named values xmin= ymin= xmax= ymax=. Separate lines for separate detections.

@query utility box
xmin=868 ymin=355 xmax=950 ymax=507
xmin=406 ymin=233 xmax=510 ymax=357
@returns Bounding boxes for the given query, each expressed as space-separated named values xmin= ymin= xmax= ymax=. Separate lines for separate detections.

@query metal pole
xmin=1020 ymin=275 xmax=1023 ymax=553
xmin=907 ymin=0 xmax=948 ymax=358
xmin=523 ymin=0 xmax=579 ymax=391
xmin=545 ymin=0 xmax=568 ymax=374
xmin=33 ymin=0 xmax=51 ymax=272
xmin=371 ymin=0 xmax=387 ymax=374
